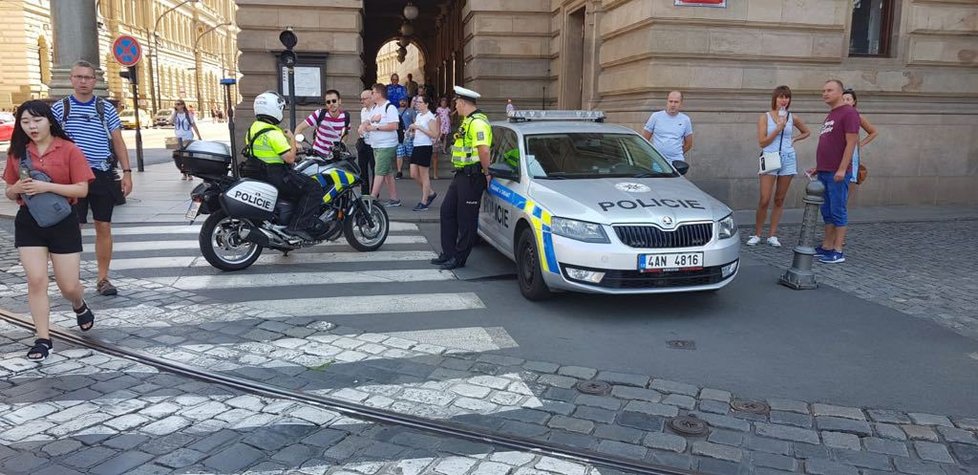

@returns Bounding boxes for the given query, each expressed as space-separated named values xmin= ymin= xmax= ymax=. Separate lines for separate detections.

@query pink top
xmin=436 ymin=107 xmax=451 ymax=135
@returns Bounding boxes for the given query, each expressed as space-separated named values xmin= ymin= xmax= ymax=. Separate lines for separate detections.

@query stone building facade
xmin=0 ymin=0 xmax=239 ymax=117
xmin=236 ymin=0 xmax=977 ymax=209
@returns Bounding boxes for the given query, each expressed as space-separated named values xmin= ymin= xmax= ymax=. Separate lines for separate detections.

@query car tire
xmin=516 ymin=228 xmax=553 ymax=301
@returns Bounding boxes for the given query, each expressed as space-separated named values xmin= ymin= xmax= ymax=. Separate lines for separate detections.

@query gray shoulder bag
xmin=19 ymin=150 xmax=73 ymax=227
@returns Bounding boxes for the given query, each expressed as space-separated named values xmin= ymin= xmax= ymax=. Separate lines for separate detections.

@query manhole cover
xmin=668 ymin=415 xmax=709 ymax=436
xmin=575 ymin=380 xmax=611 ymax=395
xmin=731 ymin=399 xmax=770 ymax=415
xmin=666 ymin=340 xmax=696 ymax=350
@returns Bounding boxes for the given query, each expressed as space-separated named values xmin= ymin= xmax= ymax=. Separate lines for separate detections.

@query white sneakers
xmin=746 ymin=235 xmax=782 ymax=247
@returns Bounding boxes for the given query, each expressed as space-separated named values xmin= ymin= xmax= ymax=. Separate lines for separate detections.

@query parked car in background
xmin=154 ymin=109 xmax=173 ymax=127
xmin=119 ymin=108 xmax=151 ymax=129
xmin=0 ymin=113 xmax=14 ymax=142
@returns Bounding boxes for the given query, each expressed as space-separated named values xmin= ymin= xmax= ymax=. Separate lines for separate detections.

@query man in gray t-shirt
xmin=641 ymin=91 xmax=694 ymax=163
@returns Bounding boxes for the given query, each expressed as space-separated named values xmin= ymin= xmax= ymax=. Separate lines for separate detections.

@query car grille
xmin=564 ymin=266 xmax=726 ymax=289
xmin=613 ymin=223 xmax=713 ymax=249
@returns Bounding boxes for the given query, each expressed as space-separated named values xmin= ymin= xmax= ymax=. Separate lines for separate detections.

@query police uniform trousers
xmin=439 ymin=166 xmax=487 ymax=263
xmin=263 ymin=164 xmax=322 ymax=232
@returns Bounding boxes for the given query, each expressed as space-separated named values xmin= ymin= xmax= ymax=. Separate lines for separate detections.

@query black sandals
xmin=27 ymin=338 xmax=52 ymax=361
xmin=74 ymin=300 xmax=95 ymax=332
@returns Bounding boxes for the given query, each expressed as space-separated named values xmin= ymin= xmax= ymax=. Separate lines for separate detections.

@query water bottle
xmin=778 ymin=107 xmax=787 ymax=119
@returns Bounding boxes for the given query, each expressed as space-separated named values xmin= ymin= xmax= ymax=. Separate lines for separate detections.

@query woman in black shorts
xmin=3 ymin=100 xmax=96 ymax=361
xmin=407 ymin=95 xmax=441 ymax=211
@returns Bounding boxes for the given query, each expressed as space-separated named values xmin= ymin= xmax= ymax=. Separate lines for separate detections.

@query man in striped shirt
xmin=294 ymin=89 xmax=349 ymax=158
xmin=51 ymin=60 xmax=134 ymax=296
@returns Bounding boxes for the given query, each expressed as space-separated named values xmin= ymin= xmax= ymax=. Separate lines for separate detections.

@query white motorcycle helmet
xmin=253 ymin=91 xmax=286 ymax=122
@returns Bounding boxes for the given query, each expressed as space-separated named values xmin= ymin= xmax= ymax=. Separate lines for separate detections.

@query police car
xmin=480 ymin=110 xmax=740 ymax=300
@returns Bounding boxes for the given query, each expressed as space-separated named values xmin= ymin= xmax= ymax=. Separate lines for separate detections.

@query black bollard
xmin=779 ymin=179 xmax=825 ymax=290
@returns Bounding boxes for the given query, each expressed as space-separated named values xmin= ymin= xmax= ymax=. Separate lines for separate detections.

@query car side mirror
xmin=672 ymin=160 xmax=690 ymax=176
xmin=488 ymin=162 xmax=519 ymax=182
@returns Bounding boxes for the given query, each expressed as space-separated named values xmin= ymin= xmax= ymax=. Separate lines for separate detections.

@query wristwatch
xmin=122 ymin=169 xmax=132 ymax=173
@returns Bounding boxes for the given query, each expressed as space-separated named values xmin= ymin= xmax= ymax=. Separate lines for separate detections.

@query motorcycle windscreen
xmin=220 ymin=179 xmax=278 ymax=220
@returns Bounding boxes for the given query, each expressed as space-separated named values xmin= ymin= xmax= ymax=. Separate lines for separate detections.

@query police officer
xmin=243 ymin=91 xmax=324 ymax=240
xmin=431 ymin=86 xmax=493 ymax=270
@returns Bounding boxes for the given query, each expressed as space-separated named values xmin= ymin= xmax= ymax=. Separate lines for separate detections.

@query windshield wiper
xmin=633 ymin=172 xmax=676 ymax=178
xmin=533 ymin=175 xmax=567 ymax=180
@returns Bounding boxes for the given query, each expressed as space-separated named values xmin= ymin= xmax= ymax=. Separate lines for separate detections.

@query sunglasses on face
xmin=325 ymin=99 xmax=338 ymax=104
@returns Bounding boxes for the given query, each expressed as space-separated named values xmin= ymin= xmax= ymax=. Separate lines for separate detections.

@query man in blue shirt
xmin=386 ymin=74 xmax=408 ymax=109
xmin=641 ymin=91 xmax=694 ymax=163
xmin=51 ymin=60 xmax=134 ymax=296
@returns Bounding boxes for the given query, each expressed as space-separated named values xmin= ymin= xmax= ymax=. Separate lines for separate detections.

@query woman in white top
xmin=407 ymin=95 xmax=440 ymax=211
xmin=170 ymin=100 xmax=202 ymax=180
xmin=748 ymin=85 xmax=811 ymax=247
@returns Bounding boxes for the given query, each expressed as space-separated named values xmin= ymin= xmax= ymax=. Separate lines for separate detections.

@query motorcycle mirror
xmin=294 ymin=133 xmax=305 ymax=143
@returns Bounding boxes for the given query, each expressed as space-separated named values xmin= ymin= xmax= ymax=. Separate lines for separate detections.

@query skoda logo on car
xmin=477 ymin=109 xmax=740 ymax=301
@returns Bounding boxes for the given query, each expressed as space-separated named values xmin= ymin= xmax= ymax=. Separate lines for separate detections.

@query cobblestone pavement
xmin=740 ymin=220 xmax=978 ymax=340
xmin=2 ymin=224 xmax=978 ymax=475
xmin=0 ymin=321 xmax=606 ymax=475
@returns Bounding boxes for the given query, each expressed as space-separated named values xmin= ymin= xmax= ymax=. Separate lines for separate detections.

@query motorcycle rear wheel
xmin=343 ymin=198 xmax=389 ymax=251
xmin=199 ymin=210 xmax=263 ymax=271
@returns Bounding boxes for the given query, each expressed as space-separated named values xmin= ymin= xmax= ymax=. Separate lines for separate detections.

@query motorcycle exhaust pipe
xmin=239 ymin=224 xmax=271 ymax=247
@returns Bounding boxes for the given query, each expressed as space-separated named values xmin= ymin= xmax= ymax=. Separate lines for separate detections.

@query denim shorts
xmin=761 ymin=149 xmax=797 ymax=177
xmin=818 ymin=171 xmax=852 ymax=226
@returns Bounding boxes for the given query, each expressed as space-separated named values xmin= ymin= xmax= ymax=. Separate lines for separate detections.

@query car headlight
xmin=717 ymin=214 xmax=736 ymax=239
xmin=551 ymin=217 xmax=610 ymax=243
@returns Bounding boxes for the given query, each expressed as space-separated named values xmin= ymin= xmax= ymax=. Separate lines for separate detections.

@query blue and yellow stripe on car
xmin=488 ymin=181 xmax=559 ymax=274
xmin=315 ymin=169 xmax=358 ymax=204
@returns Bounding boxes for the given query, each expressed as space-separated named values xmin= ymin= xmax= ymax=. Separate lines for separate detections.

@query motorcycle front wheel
xmin=343 ymin=197 xmax=389 ymax=251
xmin=199 ymin=210 xmax=263 ymax=271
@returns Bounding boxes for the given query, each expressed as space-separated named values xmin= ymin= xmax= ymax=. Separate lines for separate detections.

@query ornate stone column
xmin=48 ymin=0 xmax=108 ymax=98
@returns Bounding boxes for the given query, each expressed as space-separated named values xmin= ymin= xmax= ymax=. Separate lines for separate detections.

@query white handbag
xmin=758 ymin=113 xmax=786 ymax=174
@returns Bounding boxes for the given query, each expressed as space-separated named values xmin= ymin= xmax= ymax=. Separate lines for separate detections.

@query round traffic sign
xmin=112 ymin=35 xmax=142 ymax=67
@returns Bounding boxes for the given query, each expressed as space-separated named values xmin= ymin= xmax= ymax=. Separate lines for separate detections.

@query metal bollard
xmin=779 ymin=179 xmax=825 ymax=290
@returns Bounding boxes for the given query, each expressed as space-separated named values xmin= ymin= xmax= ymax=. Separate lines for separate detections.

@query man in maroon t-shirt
xmin=295 ymin=89 xmax=350 ymax=157
xmin=813 ymin=79 xmax=860 ymax=264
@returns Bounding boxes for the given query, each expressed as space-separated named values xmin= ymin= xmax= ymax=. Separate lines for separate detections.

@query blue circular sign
xmin=113 ymin=35 xmax=142 ymax=66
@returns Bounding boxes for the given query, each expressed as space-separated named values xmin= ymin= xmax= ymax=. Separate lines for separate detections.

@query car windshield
xmin=523 ymin=133 xmax=678 ymax=179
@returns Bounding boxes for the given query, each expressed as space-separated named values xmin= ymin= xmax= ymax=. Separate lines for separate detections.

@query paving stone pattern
xmin=0 ymin=321 xmax=598 ymax=475
xmin=741 ymin=220 xmax=978 ymax=340
xmin=2 ymin=226 xmax=977 ymax=474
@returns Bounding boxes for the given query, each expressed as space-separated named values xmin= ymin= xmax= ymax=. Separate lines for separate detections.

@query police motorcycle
xmin=175 ymin=135 xmax=389 ymax=272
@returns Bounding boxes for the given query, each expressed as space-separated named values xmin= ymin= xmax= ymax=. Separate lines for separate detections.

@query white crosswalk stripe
xmin=79 ymin=222 xmax=510 ymax=351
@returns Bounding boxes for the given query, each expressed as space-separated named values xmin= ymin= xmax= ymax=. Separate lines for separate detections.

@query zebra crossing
xmin=81 ymin=221 xmax=518 ymax=351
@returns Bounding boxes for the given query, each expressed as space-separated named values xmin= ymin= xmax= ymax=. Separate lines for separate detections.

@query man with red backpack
xmin=294 ymin=89 xmax=350 ymax=157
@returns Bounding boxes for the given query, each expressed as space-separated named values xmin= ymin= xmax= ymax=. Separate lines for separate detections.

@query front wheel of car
xmin=516 ymin=228 xmax=553 ymax=301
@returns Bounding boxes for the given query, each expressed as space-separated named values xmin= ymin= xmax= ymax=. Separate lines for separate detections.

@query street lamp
xmin=149 ymin=0 xmax=198 ymax=115
xmin=194 ymin=22 xmax=232 ymax=114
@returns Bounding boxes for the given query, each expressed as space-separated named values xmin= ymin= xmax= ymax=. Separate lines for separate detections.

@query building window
xmin=849 ymin=0 xmax=895 ymax=56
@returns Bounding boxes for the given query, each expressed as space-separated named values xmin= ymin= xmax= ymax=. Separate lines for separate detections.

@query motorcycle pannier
xmin=173 ymin=141 xmax=232 ymax=176
xmin=220 ymin=179 xmax=278 ymax=221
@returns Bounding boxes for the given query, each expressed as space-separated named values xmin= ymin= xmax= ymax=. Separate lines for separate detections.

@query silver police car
xmin=479 ymin=110 xmax=740 ymax=300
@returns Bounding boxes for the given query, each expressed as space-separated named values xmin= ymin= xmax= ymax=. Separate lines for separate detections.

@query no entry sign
xmin=112 ymin=35 xmax=142 ymax=67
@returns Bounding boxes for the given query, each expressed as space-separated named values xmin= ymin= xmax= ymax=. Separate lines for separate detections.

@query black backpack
xmin=386 ymin=103 xmax=406 ymax=143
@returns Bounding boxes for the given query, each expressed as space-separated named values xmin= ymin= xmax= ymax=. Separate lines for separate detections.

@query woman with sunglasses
xmin=170 ymin=100 xmax=201 ymax=180
xmin=3 ymin=100 xmax=97 ymax=361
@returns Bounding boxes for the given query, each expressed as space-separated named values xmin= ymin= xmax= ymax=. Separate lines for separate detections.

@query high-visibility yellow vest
xmin=245 ymin=121 xmax=289 ymax=165
xmin=451 ymin=111 xmax=491 ymax=168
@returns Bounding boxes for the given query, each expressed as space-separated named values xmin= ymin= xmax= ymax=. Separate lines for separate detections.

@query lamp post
xmin=194 ymin=22 xmax=232 ymax=115
xmin=149 ymin=0 xmax=198 ymax=115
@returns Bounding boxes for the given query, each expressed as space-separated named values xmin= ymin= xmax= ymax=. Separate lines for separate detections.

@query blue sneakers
xmin=412 ymin=202 xmax=429 ymax=212
xmin=819 ymin=250 xmax=845 ymax=263
xmin=814 ymin=245 xmax=829 ymax=257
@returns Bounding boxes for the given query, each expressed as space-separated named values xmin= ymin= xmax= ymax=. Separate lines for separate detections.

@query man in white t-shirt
xmin=356 ymin=89 xmax=374 ymax=195
xmin=641 ymin=91 xmax=694 ymax=163
xmin=358 ymin=83 xmax=401 ymax=206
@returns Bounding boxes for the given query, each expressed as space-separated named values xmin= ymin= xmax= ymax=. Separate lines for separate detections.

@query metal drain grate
xmin=730 ymin=399 xmax=770 ymax=415
xmin=575 ymin=380 xmax=611 ymax=395
xmin=668 ymin=415 xmax=710 ymax=436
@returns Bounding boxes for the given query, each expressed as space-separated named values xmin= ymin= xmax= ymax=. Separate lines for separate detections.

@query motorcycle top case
xmin=173 ymin=141 xmax=232 ymax=176
xmin=220 ymin=179 xmax=278 ymax=220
